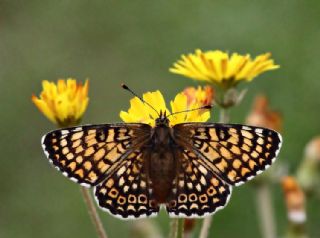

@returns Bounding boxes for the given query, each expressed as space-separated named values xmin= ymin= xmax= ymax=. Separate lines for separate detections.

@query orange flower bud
xmin=246 ymin=95 xmax=282 ymax=132
xmin=183 ymin=85 xmax=214 ymax=107
xmin=281 ymin=176 xmax=306 ymax=224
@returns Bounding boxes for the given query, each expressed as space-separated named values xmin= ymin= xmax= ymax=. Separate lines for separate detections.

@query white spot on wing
xmin=255 ymin=128 xmax=263 ymax=134
xmin=41 ymin=134 xmax=46 ymax=145
xmin=256 ymin=170 xmax=263 ymax=175
xmin=70 ymin=177 xmax=78 ymax=183
xmin=80 ymin=183 xmax=91 ymax=188
xmin=44 ymin=150 xmax=49 ymax=158
xmin=73 ymin=127 xmax=82 ymax=132
xmin=117 ymin=166 xmax=126 ymax=176
xmin=234 ymin=180 xmax=245 ymax=186
xmin=41 ymin=134 xmax=49 ymax=158
xmin=61 ymin=130 xmax=69 ymax=135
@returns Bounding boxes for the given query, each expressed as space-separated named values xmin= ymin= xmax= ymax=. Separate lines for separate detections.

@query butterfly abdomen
xmin=145 ymin=126 xmax=178 ymax=203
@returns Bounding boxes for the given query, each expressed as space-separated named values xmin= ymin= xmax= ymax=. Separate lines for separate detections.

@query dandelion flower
xmin=120 ymin=90 xmax=210 ymax=127
xmin=170 ymin=49 xmax=279 ymax=89
xmin=32 ymin=78 xmax=89 ymax=127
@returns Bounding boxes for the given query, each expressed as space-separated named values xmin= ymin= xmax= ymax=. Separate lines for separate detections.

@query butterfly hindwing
xmin=173 ymin=123 xmax=282 ymax=186
xmin=42 ymin=123 xmax=151 ymax=187
xmin=95 ymin=150 xmax=159 ymax=219
xmin=166 ymin=149 xmax=231 ymax=217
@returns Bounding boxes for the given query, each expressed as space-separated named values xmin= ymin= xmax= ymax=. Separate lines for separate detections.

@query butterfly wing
xmin=95 ymin=149 xmax=159 ymax=219
xmin=166 ymin=149 xmax=231 ymax=217
xmin=42 ymin=123 xmax=151 ymax=187
xmin=173 ymin=123 xmax=282 ymax=186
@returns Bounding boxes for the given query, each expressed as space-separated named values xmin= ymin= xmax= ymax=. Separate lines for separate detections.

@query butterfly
xmin=42 ymin=107 xmax=282 ymax=219
xmin=41 ymin=84 xmax=282 ymax=219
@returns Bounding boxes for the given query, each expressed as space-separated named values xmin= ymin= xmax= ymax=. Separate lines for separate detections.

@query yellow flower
xmin=120 ymin=90 xmax=210 ymax=127
xmin=170 ymin=49 xmax=279 ymax=88
xmin=32 ymin=78 xmax=89 ymax=127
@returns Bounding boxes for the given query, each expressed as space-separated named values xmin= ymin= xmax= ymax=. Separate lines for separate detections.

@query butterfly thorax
xmin=144 ymin=121 xmax=179 ymax=204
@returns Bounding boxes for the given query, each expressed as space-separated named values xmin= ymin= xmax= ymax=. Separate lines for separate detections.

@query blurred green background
xmin=1 ymin=0 xmax=320 ymax=237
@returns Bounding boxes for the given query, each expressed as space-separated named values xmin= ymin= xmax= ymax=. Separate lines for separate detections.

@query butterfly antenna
xmin=167 ymin=105 xmax=212 ymax=118
xmin=121 ymin=83 xmax=160 ymax=116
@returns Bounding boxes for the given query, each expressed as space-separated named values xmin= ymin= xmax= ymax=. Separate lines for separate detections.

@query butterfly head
xmin=155 ymin=110 xmax=170 ymax=127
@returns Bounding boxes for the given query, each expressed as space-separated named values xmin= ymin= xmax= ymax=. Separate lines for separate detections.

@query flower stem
xmin=176 ymin=218 xmax=184 ymax=238
xmin=255 ymin=183 xmax=276 ymax=238
xmin=219 ymin=108 xmax=229 ymax=123
xmin=199 ymin=216 xmax=213 ymax=238
xmin=199 ymin=107 xmax=230 ymax=238
xmin=80 ymin=187 xmax=108 ymax=238
xmin=169 ymin=219 xmax=178 ymax=238
xmin=131 ymin=219 xmax=163 ymax=238
xmin=169 ymin=218 xmax=184 ymax=238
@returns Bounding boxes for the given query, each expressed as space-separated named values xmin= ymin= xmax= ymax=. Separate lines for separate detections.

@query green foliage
xmin=1 ymin=0 xmax=320 ymax=237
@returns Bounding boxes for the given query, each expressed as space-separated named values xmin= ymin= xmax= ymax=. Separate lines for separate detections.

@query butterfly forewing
xmin=173 ymin=123 xmax=282 ymax=186
xmin=95 ymin=150 xmax=159 ymax=219
xmin=42 ymin=123 xmax=151 ymax=187
xmin=166 ymin=149 xmax=231 ymax=217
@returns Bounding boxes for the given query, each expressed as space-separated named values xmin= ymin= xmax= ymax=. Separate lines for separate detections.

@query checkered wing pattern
xmin=42 ymin=123 xmax=151 ymax=187
xmin=173 ymin=123 xmax=282 ymax=186
xmin=166 ymin=149 xmax=231 ymax=217
xmin=95 ymin=150 xmax=159 ymax=219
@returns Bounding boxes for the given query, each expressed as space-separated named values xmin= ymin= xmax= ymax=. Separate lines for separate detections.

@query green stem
xmin=131 ymin=219 xmax=163 ymax=238
xmin=169 ymin=218 xmax=184 ymax=238
xmin=176 ymin=218 xmax=184 ymax=238
xmin=56 ymin=121 xmax=107 ymax=238
xmin=255 ymin=183 xmax=276 ymax=238
xmin=199 ymin=107 xmax=230 ymax=238
xmin=80 ymin=187 xmax=108 ymax=238
xmin=169 ymin=219 xmax=178 ymax=238
xmin=219 ymin=107 xmax=229 ymax=123
xmin=199 ymin=216 xmax=213 ymax=238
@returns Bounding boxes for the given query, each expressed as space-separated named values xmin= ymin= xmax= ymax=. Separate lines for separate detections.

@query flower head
xmin=120 ymin=90 xmax=210 ymax=127
xmin=281 ymin=176 xmax=306 ymax=224
xmin=305 ymin=137 xmax=320 ymax=162
xmin=296 ymin=137 xmax=320 ymax=193
xmin=170 ymin=49 xmax=279 ymax=89
xmin=246 ymin=95 xmax=282 ymax=132
xmin=32 ymin=78 xmax=89 ymax=127
xmin=183 ymin=85 xmax=214 ymax=107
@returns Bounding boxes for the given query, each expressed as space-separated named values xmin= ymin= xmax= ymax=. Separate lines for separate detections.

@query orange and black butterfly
xmin=41 ymin=86 xmax=282 ymax=219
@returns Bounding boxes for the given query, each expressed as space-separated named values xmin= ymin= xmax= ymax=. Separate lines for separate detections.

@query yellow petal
xmin=170 ymin=49 xmax=279 ymax=88
xmin=31 ymin=95 xmax=57 ymax=124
